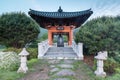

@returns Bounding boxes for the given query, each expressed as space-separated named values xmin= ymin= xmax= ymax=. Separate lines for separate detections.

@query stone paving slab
xmin=50 ymin=68 xmax=59 ymax=73
xmin=48 ymin=60 xmax=61 ymax=64
xmin=54 ymin=69 xmax=75 ymax=76
xmin=62 ymin=60 xmax=75 ymax=64
xmin=58 ymin=64 xmax=73 ymax=69
xmin=54 ymin=78 xmax=70 ymax=80
xmin=50 ymin=65 xmax=56 ymax=69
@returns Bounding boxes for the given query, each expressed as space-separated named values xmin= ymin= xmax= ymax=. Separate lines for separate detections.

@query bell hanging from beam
xmin=57 ymin=34 xmax=64 ymax=47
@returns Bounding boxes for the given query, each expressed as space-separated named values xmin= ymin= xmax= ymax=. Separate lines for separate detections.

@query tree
xmin=75 ymin=16 xmax=120 ymax=54
xmin=0 ymin=12 xmax=40 ymax=48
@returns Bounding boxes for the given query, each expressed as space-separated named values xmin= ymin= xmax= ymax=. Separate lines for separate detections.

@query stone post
xmin=38 ymin=43 xmax=43 ymax=58
xmin=17 ymin=48 xmax=29 ymax=73
xmin=78 ymin=43 xmax=83 ymax=60
xmin=94 ymin=51 xmax=108 ymax=77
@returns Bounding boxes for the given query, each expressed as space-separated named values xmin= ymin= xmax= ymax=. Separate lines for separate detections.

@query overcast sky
xmin=1 ymin=0 xmax=120 ymax=19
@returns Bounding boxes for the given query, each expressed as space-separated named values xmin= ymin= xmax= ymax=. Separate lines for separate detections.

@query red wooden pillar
xmin=69 ymin=30 xmax=72 ymax=46
xmin=48 ymin=30 xmax=53 ymax=45
xmin=67 ymin=34 xmax=69 ymax=45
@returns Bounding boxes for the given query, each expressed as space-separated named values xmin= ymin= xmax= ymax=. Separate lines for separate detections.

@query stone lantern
xmin=94 ymin=51 xmax=108 ymax=77
xmin=17 ymin=48 xmax=29 ymax=73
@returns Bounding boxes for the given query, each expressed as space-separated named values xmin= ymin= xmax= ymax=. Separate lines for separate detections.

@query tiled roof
xmin=28 ymin=7 xmax=93 ymax=28
xmin=28 ymin=9 xmax=93 ymax=18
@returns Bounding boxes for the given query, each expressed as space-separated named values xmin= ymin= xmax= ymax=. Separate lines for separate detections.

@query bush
xmin=28 ymin=33 xmax=48 ymax=48
xmin=109 ymin=51 xmax=120 ymax=63
xmin=0 ymin=52 xmax=19 ymax=71
xmin=0 ymin=12 xmax=40 ymax=48
xmin=3 ymin=47 xmax=22 ymax=54
xmin=105 ymin=74 xmax=120 ymax=80
xmin=75 ymin=16 xmax=120 ymax=54
xmin=4 ymin=47 xmax=38 ymax=60
xmin=38 ymin=33 xmax=48 ymax=42
xmin=27 ymin=58 xmax=38 ymax=67
xmin=27 ymin=48 xmax=38 ymax=60
xmin=104 ymin=58 xmax=120 ymax=74
xmin=0 ymin=45 xmax=6 ymax=51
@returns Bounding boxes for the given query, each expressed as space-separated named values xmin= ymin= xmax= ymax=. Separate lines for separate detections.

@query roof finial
xmin=58 ymin=6 xmax=63 ymax=13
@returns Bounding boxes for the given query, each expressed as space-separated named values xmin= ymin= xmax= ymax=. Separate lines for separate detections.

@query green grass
xmin=73 ymin=60 xmax=104 ymax=80
xmin=0 ymin=70 xmax=24 ymax=80
xmin=73 ymin=60 xmax=120 ymax=80
xmin=0 ymin=58 xmax=39 ymax=80
xmin=0 ymin=57 xmax=119 ymax=80
xmin=73 ymin=61 xmax=95 ymax=80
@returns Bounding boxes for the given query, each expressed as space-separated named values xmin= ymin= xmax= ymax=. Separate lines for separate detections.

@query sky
xmin=1 ymin=0 xmax=120 ymax=19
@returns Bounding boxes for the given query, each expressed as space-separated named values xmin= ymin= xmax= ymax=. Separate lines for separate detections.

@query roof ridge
xmin=29 ymin=8 xmax=92 ymax=13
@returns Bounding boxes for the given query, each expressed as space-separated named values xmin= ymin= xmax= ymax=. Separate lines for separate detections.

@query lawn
xmin=0 ymin=59 xmax=39 ymax=80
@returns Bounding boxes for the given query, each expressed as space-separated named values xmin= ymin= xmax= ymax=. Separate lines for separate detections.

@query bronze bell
xmin=57 ymin=34 xmax=64 ymax=47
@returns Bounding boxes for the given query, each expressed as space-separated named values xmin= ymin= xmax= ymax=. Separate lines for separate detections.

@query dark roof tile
xmin=28 ymin=8 xmax=93 ymax=28
xmin=28 ymin=9 xmax=93 ymax=18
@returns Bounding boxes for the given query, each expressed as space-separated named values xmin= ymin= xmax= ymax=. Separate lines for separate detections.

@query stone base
xmin=94 ymin=71 xmax=106 ymax=77
xmin=38 ymin=56 xmax=81 ymax=60
xmin=17 ymin=67 xmax=28 ymax=73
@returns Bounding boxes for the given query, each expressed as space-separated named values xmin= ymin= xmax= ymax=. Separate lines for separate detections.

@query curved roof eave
xmin=28 ymin=9 xmax=93 ymax=18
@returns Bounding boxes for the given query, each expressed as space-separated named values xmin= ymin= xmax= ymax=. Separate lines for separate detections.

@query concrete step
xmin=42 ymin=47 xmax=80 ymax=59
xmin=47 ymin=47 xmax=74 ymax=52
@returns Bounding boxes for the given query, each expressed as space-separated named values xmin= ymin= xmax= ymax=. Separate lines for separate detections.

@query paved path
xmin=19 ymin=59 xmax=93 ymax=80
xmin=48 ymin=59 xmax=77 ymax=80
xmin=19 ymin=47 xmax=93 ymax=80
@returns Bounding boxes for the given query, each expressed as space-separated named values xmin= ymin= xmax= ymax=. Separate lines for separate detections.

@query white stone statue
xmin=17 ymin=48 xmax=29 ymax=73
xmin=94 ymin=51 xmax=108 ymax=77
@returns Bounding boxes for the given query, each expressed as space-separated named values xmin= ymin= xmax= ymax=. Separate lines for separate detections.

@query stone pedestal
xmin=17 ymin=48 xmax=29 ymax=73
xmin=38 ymin=40 xmax=49 ymax=59
xmin=78 ymin=43 xmax=83 ymax=60
xmin=38 ymin=43 xmax=43 ymax=58
xmin=94 ymin=51 xmax=107 ymax=77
